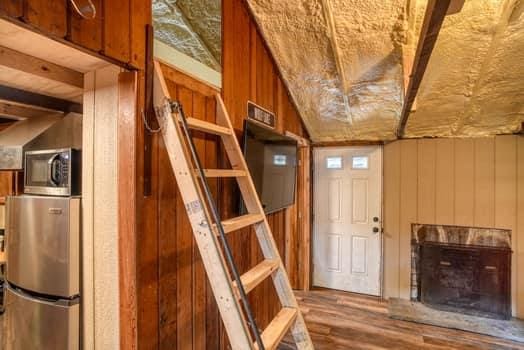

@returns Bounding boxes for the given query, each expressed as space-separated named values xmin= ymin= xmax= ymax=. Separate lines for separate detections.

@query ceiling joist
xmin=0 ymin=100 xmax=60 ymax=119
xmin=396 ymin=0 xmax=453 ymax=138
xmin=0 ymin=45 xmax=84 ymax=88
xmin=321 ymin=0 xmax=350 ymax=96
xmin=0 ymin=84 xmax=82 ymax=114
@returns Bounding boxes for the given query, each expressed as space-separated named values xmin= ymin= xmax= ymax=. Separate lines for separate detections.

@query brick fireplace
xmin=411 ymin=224 xmax=512 ymax=320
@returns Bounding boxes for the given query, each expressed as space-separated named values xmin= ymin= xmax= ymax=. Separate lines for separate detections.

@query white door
xmin=313 ymin=146 xmax=382 ymax=296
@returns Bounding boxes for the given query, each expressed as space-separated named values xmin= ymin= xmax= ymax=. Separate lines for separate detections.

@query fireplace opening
xmin=411 ymin=224 xmax=512 ymax=320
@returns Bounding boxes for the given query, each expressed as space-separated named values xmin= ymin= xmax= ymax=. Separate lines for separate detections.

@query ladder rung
xmin=255 ymin=307 xmax=298 ymax=350
xmin=218 ymin=213 xmax=264 ymax=234
xmin=196 ymin=169 xmax=247 ymax=178
xmin=233 ymin=259 xmax=279 ymax=297
xmin=183 ymin=117 xmax=232 ymax=136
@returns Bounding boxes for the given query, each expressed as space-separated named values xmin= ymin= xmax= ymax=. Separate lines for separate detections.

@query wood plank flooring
xmin=281 ymin=289 xmax=524 ymax=350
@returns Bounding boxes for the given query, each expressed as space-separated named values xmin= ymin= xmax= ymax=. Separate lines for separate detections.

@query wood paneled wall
xmin=383 ymin=135 xmax=524 ymax=318
xmin=137 ymin=1 xmax=311 ymax=348
xmin=0 ymin=0 xmax=150 ymax=68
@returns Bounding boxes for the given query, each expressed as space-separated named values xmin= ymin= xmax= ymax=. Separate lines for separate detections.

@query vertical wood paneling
xmin=130 ymin=0 xmax=151 ymax=69
xmin=384 ymin=141 xmax=401 ymax=298
xmin=158 ymin=79 xmax=178 ymax=348
xmin=399 ymin=140 xmax=417 ymax=298
xmin=24 ymin=0 xmax=67 ymax=37
xmin=454 ymin=139 xmax=475 ymax=226
xmin=69 ymin=0 xmax=103 ymax=51
xmin=517 ymin=136 xmax=524 ymax=317
xmin=103 ymin=0 xmax=131 ymax=63
xmin=3 ymin=0 xmax=149 ymax=67
xmin=0 ymin=0 xmax=23 ymax=17
xmin=192 ymin=92 xmax=207 ymax=350
xmin=204 ymin=96 xmax=220 ymax=349
xmin=474 ymin=138 xmax=495 ymax=227
xmin=495 ymin=136 xmax=517 ymax=316
xmin=384 ymin=136 xmax=524 ymax=318
xmin=435 ymin=139 xmax=455 ymax=224
xmin=417 ymin=139 xmax=436 ymax=223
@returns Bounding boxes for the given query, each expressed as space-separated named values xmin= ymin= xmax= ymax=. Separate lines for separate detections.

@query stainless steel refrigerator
xmin=4 ymin=195 xmax=80 ymax=350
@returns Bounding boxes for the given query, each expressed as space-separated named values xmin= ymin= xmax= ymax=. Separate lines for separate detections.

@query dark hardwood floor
xmin=281 ymin=289 xmax=524 ymax=350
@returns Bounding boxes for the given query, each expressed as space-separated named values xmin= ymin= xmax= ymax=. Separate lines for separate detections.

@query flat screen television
xmin=241 ymin=120 xmax=298 ymax=214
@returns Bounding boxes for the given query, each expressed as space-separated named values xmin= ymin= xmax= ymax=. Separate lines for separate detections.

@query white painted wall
xmin=82 ymin=65 xmax=121 ymax=349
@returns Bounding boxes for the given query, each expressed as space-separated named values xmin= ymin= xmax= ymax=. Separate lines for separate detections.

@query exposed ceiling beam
xmin=0 ymin=45 xmax=84 ymax=88
xmin=0 ymin=84 xmax=82 ymax=114
xmin=397 ymin=0 xmax=452 ymax=138
xmin=0 ymin=100 xmax=60 ymax=119
xmin=447 ymin=0 xmax=466 ymax=15
xmin=321 ymin=0 xmax=349 ymax=96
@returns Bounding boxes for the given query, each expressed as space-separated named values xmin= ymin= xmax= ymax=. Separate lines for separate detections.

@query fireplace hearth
xmin=411 ymin=224 xmax=512 ymax=320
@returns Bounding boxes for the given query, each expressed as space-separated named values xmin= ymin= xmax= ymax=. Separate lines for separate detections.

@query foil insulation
xmin=153 ymin=0 xmax=221 ymax=71
xmin=246 ymin=0 xmax=407 ymax=142
xmin=405 ymin=0 xmax=524 ymax=137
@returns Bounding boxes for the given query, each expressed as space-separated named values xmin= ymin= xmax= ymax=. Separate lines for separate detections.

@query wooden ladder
xmin=153 ymin=62 xmax=314 ymax=350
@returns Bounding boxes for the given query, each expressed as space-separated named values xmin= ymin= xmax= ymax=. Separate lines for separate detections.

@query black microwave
xmin=24 ymin=148 xmax=81 ymax=196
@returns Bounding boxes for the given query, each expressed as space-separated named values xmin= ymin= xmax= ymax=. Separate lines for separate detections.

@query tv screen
xmin=242 ymin=120 xmax=298 ymax=214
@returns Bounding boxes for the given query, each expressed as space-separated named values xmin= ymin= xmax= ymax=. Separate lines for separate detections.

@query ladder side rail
xmin=175 ymin=102 xmax=265 ymax=350
xmin=153 ymin=62 xmax=253 ymax=350
xmin=215 ymin=95 xmax=314 ymax=349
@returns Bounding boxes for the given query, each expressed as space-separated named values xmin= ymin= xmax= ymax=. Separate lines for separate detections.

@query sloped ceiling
xmin=246 ymin=0 xmax=407 ymax=142
xmin=405 ymin=0 xmax=524 ymax=137
xmin=246 ymin=0 xmax=523 ymax=141
xmin=152 ymin=0 xmax=523 ymax=141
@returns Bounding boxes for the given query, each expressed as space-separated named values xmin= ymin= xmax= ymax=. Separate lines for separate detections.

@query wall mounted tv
xmin=241 ymin=120 xmax=298 ymax=214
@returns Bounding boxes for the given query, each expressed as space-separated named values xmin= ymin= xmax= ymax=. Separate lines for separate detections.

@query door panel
xmin=313 ymin=146 xmax=382 ymax=296
xmin=5 ymin=196 xmax=80 ymax=298
xmin=5 ymin=286 xmax=79 ymax=350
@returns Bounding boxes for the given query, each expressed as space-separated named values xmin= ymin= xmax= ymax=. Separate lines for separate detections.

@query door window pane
xmin=326 ymin=156 xmax=342 ymax=169
xmin=352 ymin=156 xmax=368 ymax=169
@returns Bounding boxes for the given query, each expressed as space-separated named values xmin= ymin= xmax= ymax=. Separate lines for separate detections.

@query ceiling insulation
xmin=246 ymin=0 xmax=523 ymax=141
xmin=405 ymin=0 xmax=524 ymax=137
xmin=246 ymin=0 xmax=407 ymax=142
xmin=153 ymin=0 xmax=221 ymax=72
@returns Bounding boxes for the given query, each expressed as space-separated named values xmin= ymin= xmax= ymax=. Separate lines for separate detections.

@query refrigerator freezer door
xmin=5 ymin=196 xmax=80 ymax=298
xmin=4 ymin=285 xmax=79 ymax=350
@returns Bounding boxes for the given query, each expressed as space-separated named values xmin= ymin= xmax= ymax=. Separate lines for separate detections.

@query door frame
xmin=310 ymin=144 xmax=384 ymax=297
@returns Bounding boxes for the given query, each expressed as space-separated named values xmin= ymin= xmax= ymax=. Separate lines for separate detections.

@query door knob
xmin=372 ymin=227 xmax=379 ymax=233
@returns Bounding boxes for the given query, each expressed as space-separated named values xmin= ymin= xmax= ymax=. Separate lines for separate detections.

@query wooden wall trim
xmin=155 ymin=39 xmax=222 ymax=90
xmin=118 ymin=71 xmax=138 ymax=350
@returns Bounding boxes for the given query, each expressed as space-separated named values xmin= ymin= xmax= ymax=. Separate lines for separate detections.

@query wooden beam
xmin=320 ymin=0 xmax=349 ymax=96
xmin=0 ymin=45 xmax=83 ymax=88
xmin=285 ymin=131 xmax=310 ymax=147
xmin=118 ymin=71 xmax=138 ymax=350
xmin=313 ymin=140 xmax=384 ymax=147
xmin=397 ymin=0 xmax=452 ymax=138
xmin=0 ymin=100 xmax=59 ymax=119
xmin=0 ymin=84 xmax=82 ymax=113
